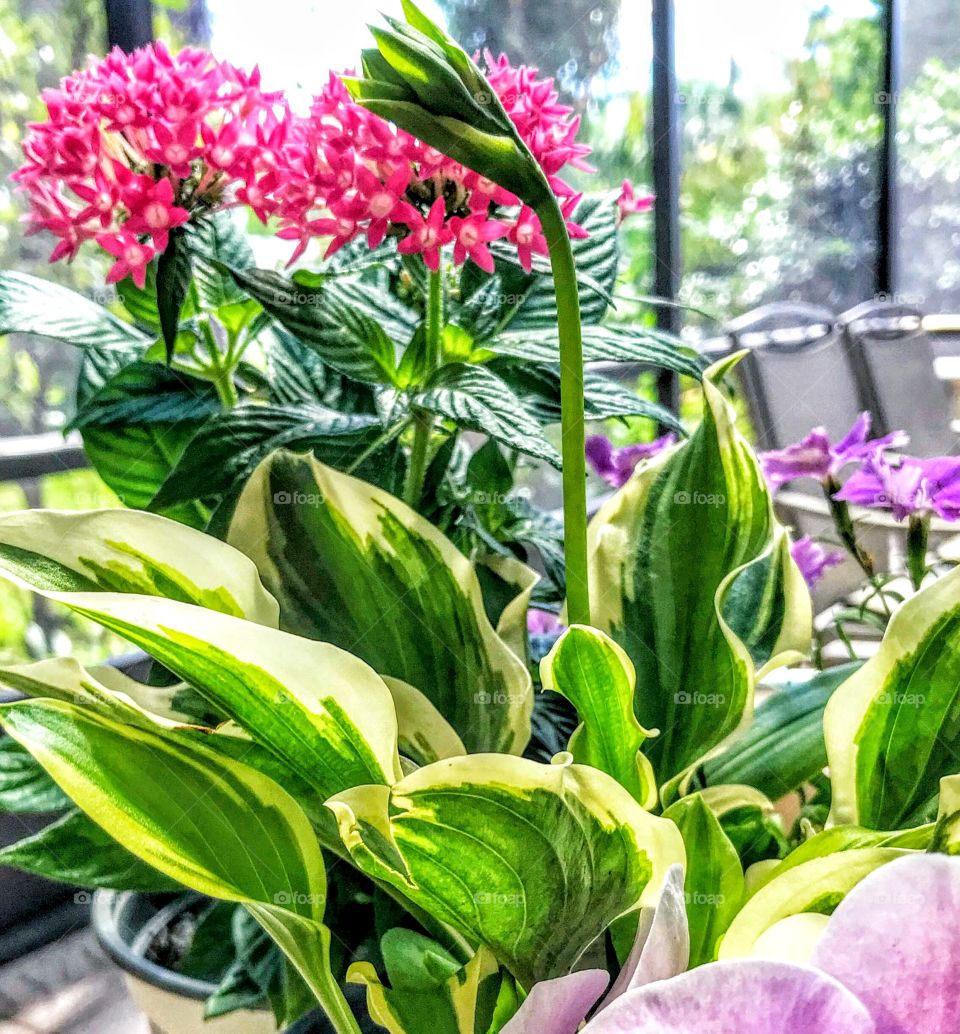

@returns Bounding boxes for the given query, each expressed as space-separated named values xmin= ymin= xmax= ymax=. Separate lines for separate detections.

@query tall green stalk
xmin=538 ymin=201 xmax=590 ymax=626
xmin=404 ymin=265 xmax=443 ymax=508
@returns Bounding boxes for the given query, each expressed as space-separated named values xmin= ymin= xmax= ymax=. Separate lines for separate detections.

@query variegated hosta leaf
xmin=348 ymin=935 xmax=499 ymax=1034
xmin=540 ymin=625 xmax=657 ymax=808
xmin=825 ymin=564 xmax=960 ymax=829
xmin=0 ymin=510 xmax=402 ymax=801
xmin=0 ymin=657 xmax=203 ymax=730
xmin=932 ymin=775 xmax=960 ymax=854
xmin=384 ymin=677 xmax=466 ymax=767
xmin=0 ymin=508 xmax=279 ymax=624
xmin=227 ymin=451 xmax=532 ymax=754
xmin=662 ymin=793 xmax=744 ymax=967
xmin=0 ymin=698 xmax=361 ymax=1033
xmin=719 ymin=843 xmax=915 ymax=961
xmin=587 ymin=355 xmax=811 ymax=787
xmin=328 ymin=753 xmax=685 ymax=989
xmin=0 ymin=809 xmax=180 ymax=891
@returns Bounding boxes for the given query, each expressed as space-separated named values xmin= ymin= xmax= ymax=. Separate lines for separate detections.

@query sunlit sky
xmin=205 ymin=0 xmax=878 ymax=108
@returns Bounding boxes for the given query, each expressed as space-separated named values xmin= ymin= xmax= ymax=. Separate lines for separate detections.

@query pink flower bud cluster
xmin=269 ymin=52 xmax=598 ymax=273
xmin=13 ymin=41 xmax=290 ymax=288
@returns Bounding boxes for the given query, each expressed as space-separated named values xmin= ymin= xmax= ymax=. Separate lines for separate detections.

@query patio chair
xmin=724 ymin=303 xmax=864 ymax=450
xmin=839 ymin=300 xmax=958 ymax=458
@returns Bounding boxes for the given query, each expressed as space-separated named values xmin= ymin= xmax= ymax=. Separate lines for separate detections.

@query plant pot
xmin=92 ymin=891 xmax=376 ymax=1034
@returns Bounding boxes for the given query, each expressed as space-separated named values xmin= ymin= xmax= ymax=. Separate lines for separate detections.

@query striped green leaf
xmin=0 ymin=271 xmax=149 ymax=350
xmin=328 ymin=753 xmax=685 ymax=989
xmin=0 ymin=508 xmax=279 ymax=623
xmin=348 ymin=938 xmax=499 ymax=1034
xmin=825 ymin=564 xmax=960 ymax=830
xmin=540 ymin=625 xmax=657 ymax=807
xmin=586 ymin=356 xmax=811 ymax=787
xmin=227 ymin=451 xmax=532 ymax=754
xmin=662 ymin=793 xmax=744 ymax=966
xmin=0 ymin=699 xmax=360 ymax=1033
xmin=227 ymin=268 xmax=399 ymax=386
xmin=0 ymin=510 xmax=402 ymax=801
xmin=414 ymin=364 xmax=561 ymax=468
xmin=0 ymin=738 xmax=68 ymax=813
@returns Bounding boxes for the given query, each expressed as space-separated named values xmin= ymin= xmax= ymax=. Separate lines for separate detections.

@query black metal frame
xmin=104 ymin=0 xmax=153 ymax=52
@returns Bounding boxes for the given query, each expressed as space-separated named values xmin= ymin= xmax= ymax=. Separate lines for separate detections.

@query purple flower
xmin=586 ymin=434 xmax=677 ymax=489
xmin=760 ymin=413 xmax=907 ymax=490
xmin=509 ymin=854 xmax=960 ymax=1034
xmin=791 ymin=535 xmax=844 ymax=587
xmin=527 ymin=609 xmax=564 ymax=636
xmin=835 ymin=454 xmax=960 ymax=522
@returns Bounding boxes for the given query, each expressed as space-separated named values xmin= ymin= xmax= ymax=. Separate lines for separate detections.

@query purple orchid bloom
xmin=760 ymin=413 xmax=907 ymax=490
xmin=509 ymin=853 xmax=960 ymax=1034
xmin=527 ymin=608 xmax=564 ymax=636
xmin=835 ymin=454 xmax=960 ymax=522
xmin=791 ymin=535 xmax=844 ymax=588
xmin=586 ymin=434 xmax=677 ymax=489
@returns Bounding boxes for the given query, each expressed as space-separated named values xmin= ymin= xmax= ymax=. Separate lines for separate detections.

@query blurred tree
xmin=436 ymin=0 xmax=620 ymax=102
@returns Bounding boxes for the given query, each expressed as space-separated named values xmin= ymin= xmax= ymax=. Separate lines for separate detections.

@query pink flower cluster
xmin=17 ymin=42 xmax=655 ymax=286
xmin=14 ymin=41 xmax=289 ymax=287
xmin=269 ymin=52 xmax=597 ymax=273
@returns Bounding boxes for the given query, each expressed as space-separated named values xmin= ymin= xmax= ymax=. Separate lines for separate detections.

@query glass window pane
xmin=0 ymin=0 xmax=108 ymax=435
xmin=898 ymin=0 xmax=960 ymax=311
xmin=676 ymin=0 xmax=884 ymax=333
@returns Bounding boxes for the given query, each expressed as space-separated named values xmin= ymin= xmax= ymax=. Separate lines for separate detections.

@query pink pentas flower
xmin=759 ymin=413 xmax=908 ymax=490
xmin=617 ymin=179 xmax=654 ymax=221
xmin=267 ymin=54 xmax=598 ymax=272
xmin=14 ymin=41 xmax=290 ymax=283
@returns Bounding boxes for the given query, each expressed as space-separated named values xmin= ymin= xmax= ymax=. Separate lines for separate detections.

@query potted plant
xmin=1 ymin=4 xmax=960 ymax=1033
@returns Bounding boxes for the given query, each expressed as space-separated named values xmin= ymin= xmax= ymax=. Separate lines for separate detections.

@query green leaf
xmin=348 ymin=940 xmax=499 ymax=1034
xmin=0 ymin=737 xmax=69 ymax=813
xmin=492 ymin=193 xmax=621 ymax=330
xmin=540 ymin=625 xmax=657 ymax=807
xmin=0 ymin=271 xmax=149 ymax=350
xmin=0 ymin=508 xmax=279 ymax=622
xmin=719 ymin=842 xmax=914 ymax=961
xmin=414 ymin=364 xmax=561 ymax=468
xmin=187 ymin=213 xmax=255 ymax=310
xmin=149 ymin=404 xmax=382 ymax=513
xmin=329 ymin=754 xmax=684 ymax=988
xmin=0 ymin=808 xmax=180 ymax=891
xmin=227 ymin=451 xmax=532 ymax=754
xmin=156 ymin=226 xmax=193 ymax=363
xmin=662 ymin=794 xmax=744 ymax=966
xmin=703 ymin=664 xmax=860 ymax=800
xmin=0 ymin=698 xmax=359 ymax=1031
xmin=586 ymin=356 xmax=812 ymax=787
xmin=492 ymin=324 xmax=704 ymax=380
xmin=932 ymin=774 xmax=960 ymax=854
xmin=72 ymin=361 xmax=219 ymax=527
xmin=0 ymin=508 xmax=401 ymax=802
xmin=227 ymin=268 xmax=399 ymax=385
xmin=825 ymin=564 xmax=960 ymax=830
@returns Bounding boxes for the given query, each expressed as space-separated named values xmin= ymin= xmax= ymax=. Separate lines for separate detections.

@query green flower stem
xmin=212 ymin=368 xmax=238 ymax=408
xmin=538 ymin=200 xmax=590 ymax=626
xmin=824 ymin=478 xmax=874 ymax=579
xmin=906 ymin=513 xmax=930 ymax=591
xmin=403 ymin=265 xmax=444 ymax=508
